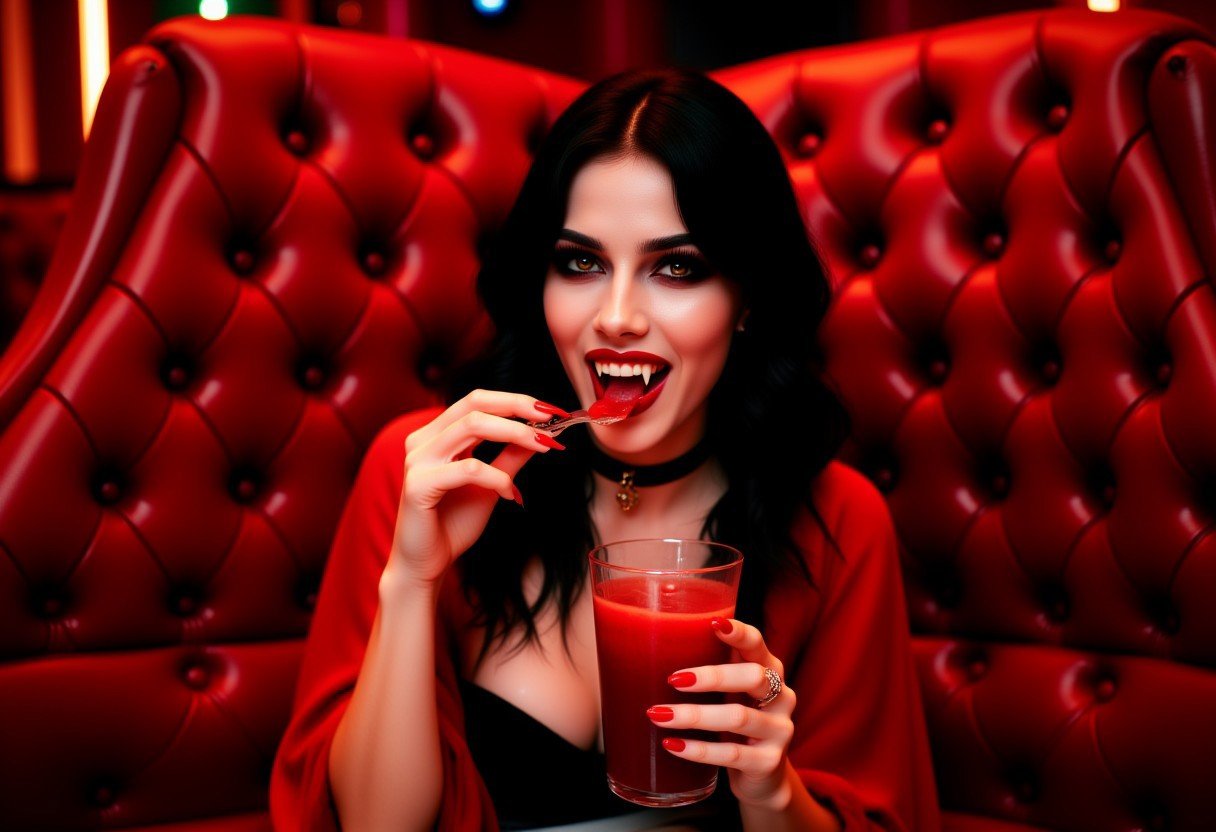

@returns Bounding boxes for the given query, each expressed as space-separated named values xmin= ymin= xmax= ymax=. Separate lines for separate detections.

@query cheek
xmin=543 ymin=278 xmax=575 ymax=343
xmin=656 ymin=290 xmax=738 ymax=372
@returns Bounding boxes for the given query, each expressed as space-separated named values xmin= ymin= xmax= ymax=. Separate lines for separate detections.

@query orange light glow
xmin=78 ymin=0 xmax=110 ymax=139
xmin=2 ymin=0 xmax=38 ymax=182
xmin=1088 ymin=0 xmax=1120 ymax=11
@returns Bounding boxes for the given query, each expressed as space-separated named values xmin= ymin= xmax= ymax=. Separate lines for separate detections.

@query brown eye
xmin=668 ymin=260 xmax=692 ymax=277
xmin=573 ymin=256 xmax=596 ymax=272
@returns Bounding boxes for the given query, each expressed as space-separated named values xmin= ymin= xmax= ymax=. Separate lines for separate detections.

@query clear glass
xmin=588 ymin=538 xmax=743 ymax=808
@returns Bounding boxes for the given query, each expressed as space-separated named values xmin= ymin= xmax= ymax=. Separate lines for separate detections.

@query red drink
xmin=593 ymin=575 xmax=737 ymax=805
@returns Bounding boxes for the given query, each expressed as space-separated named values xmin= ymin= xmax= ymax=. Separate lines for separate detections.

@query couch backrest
xmin=1 ymin=10 xmax=1214 ymax=831
xmin=716 ymin=11 xmax=1216 ymax=829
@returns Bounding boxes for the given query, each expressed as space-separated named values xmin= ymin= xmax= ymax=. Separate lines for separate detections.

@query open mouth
xmin=585 ymin=353 xmax=672 ymax=419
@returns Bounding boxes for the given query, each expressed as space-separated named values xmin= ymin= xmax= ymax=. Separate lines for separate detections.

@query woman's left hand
xmin=648 ymin=617 xmax=795 ymax=808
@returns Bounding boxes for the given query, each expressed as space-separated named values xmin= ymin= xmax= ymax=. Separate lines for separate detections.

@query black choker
xmin=588 ymin=436 xmax=714 ymax=512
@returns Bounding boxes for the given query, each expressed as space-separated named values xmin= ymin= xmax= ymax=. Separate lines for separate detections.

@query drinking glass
xmin=589 ymin=538 xmax=743 ymax=807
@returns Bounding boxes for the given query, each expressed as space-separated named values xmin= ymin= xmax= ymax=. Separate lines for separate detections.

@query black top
xmin=457 ymin=677 xmax=635 ymax=829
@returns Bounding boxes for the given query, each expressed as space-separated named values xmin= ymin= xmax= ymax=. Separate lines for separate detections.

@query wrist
xmin=379 ymin=559 xmax=442 ymax=603
xmin=735 ymin=766 xmax=793 ymax=812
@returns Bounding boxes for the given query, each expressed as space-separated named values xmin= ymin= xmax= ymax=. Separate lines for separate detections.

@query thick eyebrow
xmin=556 ymin=229 xmax=697 ymax=254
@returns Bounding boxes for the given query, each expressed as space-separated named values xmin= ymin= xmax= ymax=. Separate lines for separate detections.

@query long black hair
xmin=451 ymin=67 xmax=849 ymax=663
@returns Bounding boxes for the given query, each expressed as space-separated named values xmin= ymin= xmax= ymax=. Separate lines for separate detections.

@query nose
xmin=592 ymin=271 xmax=648 ymax=339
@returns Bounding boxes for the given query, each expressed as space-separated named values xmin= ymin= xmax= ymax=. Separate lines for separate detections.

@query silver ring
xmin=756 ymin=667 xmax=783 ymax=708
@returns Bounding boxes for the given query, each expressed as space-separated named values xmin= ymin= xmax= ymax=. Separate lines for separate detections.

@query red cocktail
xmin=589 ymin=539 xmax=742 ymax=807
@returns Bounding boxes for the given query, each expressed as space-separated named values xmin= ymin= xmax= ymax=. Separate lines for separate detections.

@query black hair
xmin=451 ymin=67 xmax=849 ymax=664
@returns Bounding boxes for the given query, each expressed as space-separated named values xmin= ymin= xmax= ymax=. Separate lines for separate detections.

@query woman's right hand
xmin=386 ymin=390 xmax=566 ymax=589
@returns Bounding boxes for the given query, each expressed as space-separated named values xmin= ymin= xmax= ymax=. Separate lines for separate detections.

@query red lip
xmin=585 ymin=349 xmax=672 ymax=418
xmin=585 ymin=349 xmax=670 ymax=366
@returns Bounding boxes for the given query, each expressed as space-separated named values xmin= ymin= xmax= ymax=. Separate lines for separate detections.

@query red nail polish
xmin=662 ymin=737 xmax=686 ymax=752
xmin=668 ymin=671 xmax=696 ymax=688
xmin=511 ymin=485 xmax=524 ymax=506
xmin=711 ymin=617 xmax=733 ymax=634
xmin=534 ymin=401 xmax=572 ymax=418
xmin=647 ymin=706 xmax=674 ymax=722
xmin=534 ymin=432 xmax=566 ymax=451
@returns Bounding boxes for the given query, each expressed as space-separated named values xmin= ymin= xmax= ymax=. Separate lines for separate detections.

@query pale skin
xmin=327 ymin=153 xmax=840 ymax=831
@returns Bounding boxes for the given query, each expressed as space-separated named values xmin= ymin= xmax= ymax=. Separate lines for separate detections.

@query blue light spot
xmin=473 ymin=0 xmax=507 ymax=16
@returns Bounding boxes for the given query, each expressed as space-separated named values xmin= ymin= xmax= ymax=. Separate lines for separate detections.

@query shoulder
xmin=362 ymin=405 xmax=445 ymax=466
xmin=801 ymin=460 xmax=893 ymax=545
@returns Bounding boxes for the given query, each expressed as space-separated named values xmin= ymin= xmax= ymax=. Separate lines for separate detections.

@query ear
xmin=735 ymin=308 xmax=750 ymax=333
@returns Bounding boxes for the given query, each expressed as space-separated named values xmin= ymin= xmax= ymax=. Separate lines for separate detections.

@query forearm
xmin=739 ymin=760 xmax=842 ymax=832
xmin=329 ymin=568 xmax=444 ymax=832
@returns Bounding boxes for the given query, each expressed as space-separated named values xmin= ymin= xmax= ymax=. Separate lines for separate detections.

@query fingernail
xmin=662 ymin=737 xmax=686 ymax=752
xmin=534 ymin=401 xmax=572 ymax=418
xmin=647 ymin=706 xmax=674 ymax=722
xmin=711 ymin=617 xmax=733 ymax=634
xmin=511 ymin=485 xmax=524 ymax=506
xmin=534 ymin=432 xmax=566 ymax=451
xmin=668 ymin=671 xmax=696 ymax=688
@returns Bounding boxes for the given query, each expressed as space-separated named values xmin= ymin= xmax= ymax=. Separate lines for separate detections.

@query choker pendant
xmin=616 ymin=471 xmax=639 ymax=512
xmin=588 ymin=436 xmax=713 ymax=513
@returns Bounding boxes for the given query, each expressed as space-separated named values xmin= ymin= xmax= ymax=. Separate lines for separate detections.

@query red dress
xmin=270 ymin=407 xmax=942 ymax=831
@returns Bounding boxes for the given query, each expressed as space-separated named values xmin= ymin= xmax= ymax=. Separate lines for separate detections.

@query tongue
xmin=588 ymin=376 xmax=645 ymax=419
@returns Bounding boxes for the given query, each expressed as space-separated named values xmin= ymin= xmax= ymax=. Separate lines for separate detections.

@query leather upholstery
xmin=0 ymin=190 xmax=70 ymax=353
xmin=1 ymin=10 xmax=1213 ymax=831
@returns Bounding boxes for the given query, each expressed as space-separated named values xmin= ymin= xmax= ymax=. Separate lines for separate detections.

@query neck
xmin=588 ymin=454 xmax=726 ymax=532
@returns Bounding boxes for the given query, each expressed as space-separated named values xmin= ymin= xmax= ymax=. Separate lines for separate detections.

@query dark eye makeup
xmin=550 ymin=243 xmax=714 ymax=283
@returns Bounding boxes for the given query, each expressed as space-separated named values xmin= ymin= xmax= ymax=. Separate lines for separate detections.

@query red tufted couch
xmin=0 ymin=189 xmax=72 ymax=353
xmin=2 ymin=10 xmax=1215 ymax=831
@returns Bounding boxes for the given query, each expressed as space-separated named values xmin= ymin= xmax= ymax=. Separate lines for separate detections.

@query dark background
xmin=0 ymin=0 xmax=1212 ymax=187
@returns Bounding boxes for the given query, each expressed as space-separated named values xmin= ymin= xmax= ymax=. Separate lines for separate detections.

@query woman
xmin=270 ymin=68 xmax=940 ymax=831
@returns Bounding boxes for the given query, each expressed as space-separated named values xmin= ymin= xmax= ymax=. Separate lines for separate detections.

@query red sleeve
xmin=765 ymin=463 xmax=941 ymax=832
xmin=269 ymin=406 xmax=499 ymax=832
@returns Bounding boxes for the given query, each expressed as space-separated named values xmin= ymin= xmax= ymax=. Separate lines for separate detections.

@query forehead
xmin=564 ymin=154 xmax=686 ymax=234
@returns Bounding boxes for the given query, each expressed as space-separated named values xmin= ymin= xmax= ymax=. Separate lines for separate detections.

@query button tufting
xmin=230 ymin=248 xmax=256 ymax=276
xmin=1043 ymin=586 xmax=1070 ymax=624
xmin=172 ymin=589 xmax=200 ymax=616
xmin=1040 ymin=359 xmax=1061 ymax=384
xmin=410 ymin=132 xmax=435 ymax=159
xmin=1013 ymin=775 xmax=1039 ymax=804
xmin=858 ymin=243 xmax=882 ymax=269
xmin=361 ymin=249 xmax=386 ymax=276
xmin=873 ymin=467 xmax=896 ymax=493
xmin=990 ymin=473 xmax=1010 ymax=499
xmin=935 ymin=573 xmax=962 ymax=609
xmin=1046 ymin=103 xmax=1069 ymax=132
xmin=926 ymin=118 xmax=950 ymax=144
xmin=797 ymin=132 xmax=822 ymax=158
xmin=93 ymin=469 xmax=125 ymax=505
xmin=297 ymin=576 xmax=321 ymax=611
xmin=982 ymin=231 xmax=1005 ymax=258
xmin=98 ymin=480 xmax=122 ymax=504
xmin=1154 ymin=362 xmax=1172 ymax=387
xmin=1095 ymin=676 xmax=1117 ymax=702
xmin=284 ymin=129 xmax=309 ymax=155
xmin=967 ymin=657 xmax=988 ymax=681
xmin=230 ymin=470 xmax=260 ymax=503
xmin=36 ymin=590 xmax=67 ymax=618
xmin=927 ymin=358 xmax=949 ymax=385
xmin=183 ymin=662 xmax=210 ymax=689
xmin=91 ymin=783 xmax=117 ymax=808
xmin=1104 ymin=238 xmax=1122 ymax=264
xmin=418 ymin=347 xmax=449 ymax=388
xmin=1167 ymin=54 xmax=1187 ymax=78
xmin=304 ymin=366 xmax=325 ymax=389
xmin=166 ymin=365 xmax=189 ymax=390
